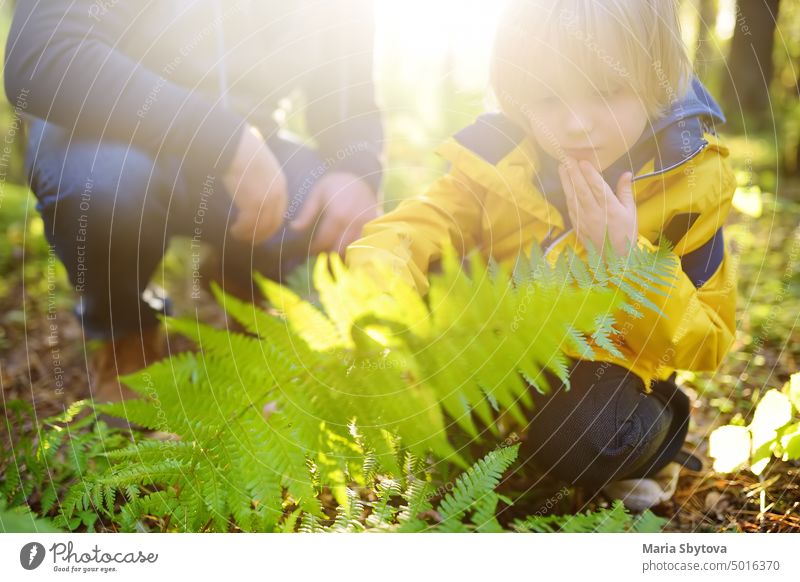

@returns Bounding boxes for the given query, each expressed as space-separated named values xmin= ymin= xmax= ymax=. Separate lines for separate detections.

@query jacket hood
xmin=534 ymin=76 xmax=726 ymax=226
xmin=649 ymin=76 xmax=726 ymax=136
xmin=642 ymin=76 xmax=726 ymax=170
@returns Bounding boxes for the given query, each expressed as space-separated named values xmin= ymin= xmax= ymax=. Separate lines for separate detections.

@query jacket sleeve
xmin=345 ymin=168 xmax=484 ymax=294
xmin=615 ymin=162 xmax=738 ymax=376
xmin=301 ymin=0 xmax=384 ymax=195
xmin=4 ymin=0 xmax=246 ymax=173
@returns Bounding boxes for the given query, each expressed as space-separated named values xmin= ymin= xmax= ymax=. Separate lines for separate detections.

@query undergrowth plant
xmin=1 ymin=418 xmax=665 ymax=533
xmin=9 ymin=240 xmax=677 ymax=532
xmin=1 ymin=400 xmax=132 ymax=532
xmin=709 ymin=372 xmax=800 ymax=476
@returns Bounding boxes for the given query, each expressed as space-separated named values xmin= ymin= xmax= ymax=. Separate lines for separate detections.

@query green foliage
xmin=0 ymin=184 xmax=31 ymax=275
xmin=51 ymin=241 xmax=674 ymax=532
xmin=0 ymin=400 xmax=133 ymax=532
xmin=0 ymin=183 xmax=70 ymax=351
xmin=298 ymin=443 xmax=518 ymax=533
xmin=0 ymin=184 xmax=61 ymax=306
xmin=692 ymin=194 xmax=799 ymax=423
xmin=306 ymin=444 xmax=663 ymax=534
xmin=709 ymin=372 xmax=800 ymax=476
xmin=432 ymin=443 xmax=518 ymax=533
xmin=0 ymin=499 xmax=61 ymax=533
xmin=512 ymin=500 xmax=666 ymax=533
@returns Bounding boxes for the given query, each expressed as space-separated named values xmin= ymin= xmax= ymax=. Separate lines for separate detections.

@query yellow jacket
xmin=346 ymin=107 xmax=738 ymax=391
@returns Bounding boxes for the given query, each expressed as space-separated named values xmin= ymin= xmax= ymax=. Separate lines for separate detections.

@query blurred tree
xmin=722 ymin=0 xmax=781 ymax=130
xmin=694 ymin=0 xmax=718 ymax=80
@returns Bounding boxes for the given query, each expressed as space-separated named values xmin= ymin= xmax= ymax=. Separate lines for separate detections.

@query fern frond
xmin=85 ymin=236 xmax=676 ymax=532
xmin=435 ymin=444 xmax=519 ymax=532
xmin=329 ymin=488 xmax=366 ymax=532
xmin=366 ymin=477 xmax=401 ymax=529
xmin=470 ymin=493 xmax=504 ymax=533
xmin=396 ymin=476 xmax=434 ymax=533
xmin=512 ymin=499 xmax=667 ymax=533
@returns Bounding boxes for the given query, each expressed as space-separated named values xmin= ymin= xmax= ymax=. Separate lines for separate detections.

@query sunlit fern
xmin=79 ymin=238 xmax=677 ymax=531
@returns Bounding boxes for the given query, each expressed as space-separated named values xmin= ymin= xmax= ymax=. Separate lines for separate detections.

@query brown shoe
xmin=90 ymin=326 xmax=165 ymax=403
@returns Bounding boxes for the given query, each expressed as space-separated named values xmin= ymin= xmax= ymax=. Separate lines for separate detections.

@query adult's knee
xmin=26 ymin=122 xmax=177 ymax=307
xmin=27 ymin=123 xmax=171 ymax=245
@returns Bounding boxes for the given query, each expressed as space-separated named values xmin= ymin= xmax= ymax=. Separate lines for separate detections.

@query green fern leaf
xmin=435 ymin=444 xmax=519 ymax=532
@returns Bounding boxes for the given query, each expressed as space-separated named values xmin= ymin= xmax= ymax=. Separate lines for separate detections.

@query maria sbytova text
xmin=644 ymin=543 xmax=727 ymax=556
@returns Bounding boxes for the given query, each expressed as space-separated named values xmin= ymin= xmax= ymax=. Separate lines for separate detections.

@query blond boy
xmin=347 ymin=0 xmax=737 ymax=508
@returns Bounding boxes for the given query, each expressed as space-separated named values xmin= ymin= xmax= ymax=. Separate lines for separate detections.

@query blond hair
xmin=491 ymin=0 xmax=692 ymax=124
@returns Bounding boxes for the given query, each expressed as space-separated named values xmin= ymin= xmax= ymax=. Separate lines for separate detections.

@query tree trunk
xmin=694 ymin=0 xmax=718 ymax=80
xmin=722 ymin=0 xmax=781 ymax=128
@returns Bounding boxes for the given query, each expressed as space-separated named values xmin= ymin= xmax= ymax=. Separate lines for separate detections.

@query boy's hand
xmin=559 ymin=158 xmax=637 ymax=257
xmin=290 ymin=172 xmax=379 ymax=256
xmin=224 ymin=125 xmax=289 ymax=244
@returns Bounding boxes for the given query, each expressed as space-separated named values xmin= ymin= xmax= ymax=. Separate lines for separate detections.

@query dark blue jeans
xmin=25 ymin=117 xmax=323 ymax=340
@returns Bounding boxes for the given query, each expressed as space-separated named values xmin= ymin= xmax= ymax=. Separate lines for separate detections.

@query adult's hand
xmin=224 ymin=126 xmax=289 ymax=244
xmin=290 ymin=172 xmax=379 ymax=255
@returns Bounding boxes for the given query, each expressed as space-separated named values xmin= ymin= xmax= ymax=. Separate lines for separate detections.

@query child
xmin=346 ymin=0 xmax=737 ymax=509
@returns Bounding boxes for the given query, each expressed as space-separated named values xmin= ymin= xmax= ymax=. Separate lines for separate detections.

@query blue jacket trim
xmin=453 ymin=113 xmax=526 ymax=165
xmin=680 ymin=228 xmax=724 ymax=288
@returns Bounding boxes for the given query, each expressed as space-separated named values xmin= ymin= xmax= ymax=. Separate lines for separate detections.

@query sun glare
xmin=374 ymin=0 xmax=509 ymax=90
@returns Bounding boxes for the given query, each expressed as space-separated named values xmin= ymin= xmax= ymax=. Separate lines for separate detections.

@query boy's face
xmin=524 ymin=86 xmax=649 ymax=172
